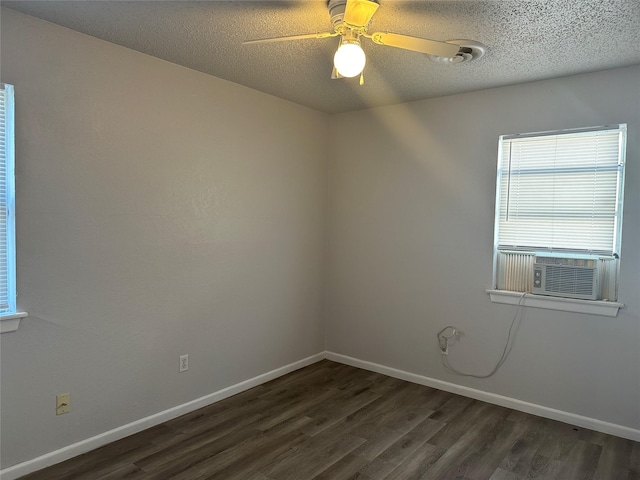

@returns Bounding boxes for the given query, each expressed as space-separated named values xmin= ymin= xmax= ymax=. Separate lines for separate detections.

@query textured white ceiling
xmin=3 ymin=0 xmax=640 ymax=113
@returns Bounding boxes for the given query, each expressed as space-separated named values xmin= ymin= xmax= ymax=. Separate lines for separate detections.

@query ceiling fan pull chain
xmin=359 ymin=72 xmax=365 ymax=86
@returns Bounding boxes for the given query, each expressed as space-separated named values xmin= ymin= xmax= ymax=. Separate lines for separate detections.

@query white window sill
xmin=487 ymin=290 xmax=623 ymax=317
xmin=0 ymin=312 xmax=28 ymax=333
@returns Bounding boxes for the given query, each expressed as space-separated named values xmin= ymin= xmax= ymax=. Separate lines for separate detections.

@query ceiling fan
xmin=244 ymin=0 xmax=478 ymax=84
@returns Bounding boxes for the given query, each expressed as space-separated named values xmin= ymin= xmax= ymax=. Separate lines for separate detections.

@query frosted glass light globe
xmin=333 ymin=42 xmax=366 ymax=78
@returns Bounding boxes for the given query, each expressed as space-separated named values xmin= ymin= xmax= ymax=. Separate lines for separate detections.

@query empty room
xmin=0 ymin=1 xmax=638 ymax=479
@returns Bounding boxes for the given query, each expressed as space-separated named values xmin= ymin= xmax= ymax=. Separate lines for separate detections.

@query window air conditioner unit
xmin=532 ymin=256 xmax=600 ymax=300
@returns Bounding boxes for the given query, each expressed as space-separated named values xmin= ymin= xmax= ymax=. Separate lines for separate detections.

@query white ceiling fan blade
xmin=369 ymin=32 xmax=460 ymax=57
xmin=343 ymin=0 xmax=379 ymax=28
xmin=244 ymin=32 xmax=336 ymax=45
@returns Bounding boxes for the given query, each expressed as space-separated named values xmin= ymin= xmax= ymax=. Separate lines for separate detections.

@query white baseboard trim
xmin=325 ymin=351 xmax=640 ymax=443
xmin=0 ymin=352 xmax=325 ymax=480
xmin=4 ymin=350 xmax=638 ymax=479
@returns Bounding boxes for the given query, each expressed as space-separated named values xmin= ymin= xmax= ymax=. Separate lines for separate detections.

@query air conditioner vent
xmin=532 ymin=256 xmax=600 ymax=300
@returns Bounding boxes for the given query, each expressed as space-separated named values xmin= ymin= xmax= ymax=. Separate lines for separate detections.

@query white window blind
xmin=496 ymin=126 xmax=626 ymax=256
xmin=0 ymin=83 xmax=16 ymax=314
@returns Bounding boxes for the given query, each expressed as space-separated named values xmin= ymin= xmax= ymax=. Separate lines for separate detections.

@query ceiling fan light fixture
xmin=245 ymin=0 xmax=487 ymax=82
xmin=333 ymin=40 xmax=366 ymax=78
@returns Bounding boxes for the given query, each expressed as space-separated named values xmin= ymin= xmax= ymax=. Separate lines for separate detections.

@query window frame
xmin=0 ymin=83 xmax=27 ymax=333
xmin=488 ymin=125 xmax=627 ymax=317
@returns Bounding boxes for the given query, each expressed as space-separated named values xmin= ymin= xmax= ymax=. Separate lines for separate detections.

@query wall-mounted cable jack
xmin=437 ymin=326 xmax=458 ymax=355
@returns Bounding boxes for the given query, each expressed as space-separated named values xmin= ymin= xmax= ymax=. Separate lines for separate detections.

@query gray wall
xmin=327 ymin=66 xmax=640 ymax=431
xmin=2 ymin=6 xmax=639 ymax=472
xmin=0 ymin=9 xmax=328 ymax=468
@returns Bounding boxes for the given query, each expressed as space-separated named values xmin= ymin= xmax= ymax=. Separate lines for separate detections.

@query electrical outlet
xmin=56 ymin=393 xmax=70 ymax=415
xmin=179 ymin=354 xmax=189 ymax=372
xmin=437 ymin=326 xmax=458 ymax=356
xmin=438 ymin=336 xmax=448 ymax=355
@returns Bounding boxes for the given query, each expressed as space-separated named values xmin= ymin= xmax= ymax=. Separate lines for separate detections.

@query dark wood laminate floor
xmin=21 ymin=360 xmax=640 ymax=480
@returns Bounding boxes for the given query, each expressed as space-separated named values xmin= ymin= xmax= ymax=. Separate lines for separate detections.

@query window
xmin=491 ymin=125 xmax=626 ymax=310
xmin=0 ymin=83 xmax=25 ymax=333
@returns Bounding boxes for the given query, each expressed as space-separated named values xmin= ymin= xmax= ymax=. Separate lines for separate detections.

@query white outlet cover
xmin=179 ymin=354 xmax=188 ymax=372
xmin=56 ymin=393 xmax=70 ymax=415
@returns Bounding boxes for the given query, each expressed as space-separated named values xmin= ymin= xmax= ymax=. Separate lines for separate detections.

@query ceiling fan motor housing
xmin=328 ymin=0 xmax=379 ymax=28
xmin=328 ymin=0 xmax=347 ymax=27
